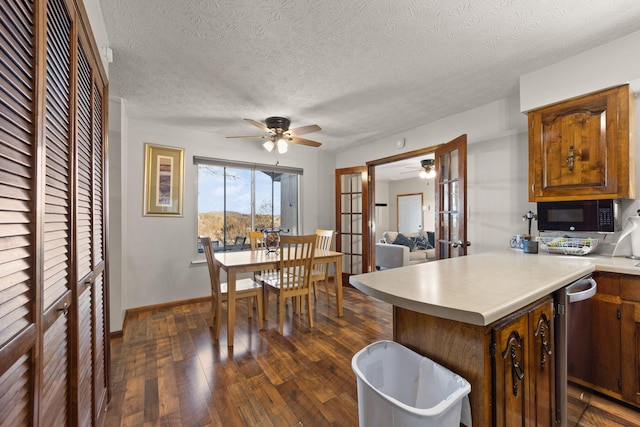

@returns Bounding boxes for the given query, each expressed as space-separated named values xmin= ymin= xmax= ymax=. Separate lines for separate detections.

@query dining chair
xmin=233 ymin=235 xmax=246 ymax=251
xmin=311 ymin=229 xmax=335 ymax=304
xmin=200 ymin=236 xmax=263 ymax=341
xmin=249 ymin=231 xmax=263 ymax=250
xmin=262 ymin=234 xmax=317 ymax=334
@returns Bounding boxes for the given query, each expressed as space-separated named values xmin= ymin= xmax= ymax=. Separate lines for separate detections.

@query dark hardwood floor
xmin=101 ymin=282 xmax=640 ymax=426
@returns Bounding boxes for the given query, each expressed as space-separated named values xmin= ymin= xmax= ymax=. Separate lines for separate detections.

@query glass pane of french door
xmin=335 ymin=167 xmax=369 ymax=280
xmin=436 ymin=135 xmax=467 ymax=259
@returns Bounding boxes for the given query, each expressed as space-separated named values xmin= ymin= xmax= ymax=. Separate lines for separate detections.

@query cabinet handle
xmin=535 ymin=313 xmax=552 ymax=369
xmin=566 ymin=145 xmax=575 ymax=172
xmin=502 ymin=331 xmax=524 ymax=396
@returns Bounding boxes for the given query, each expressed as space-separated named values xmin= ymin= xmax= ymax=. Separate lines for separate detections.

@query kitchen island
xmin=349 ymin=250 xmax=639 ymax=426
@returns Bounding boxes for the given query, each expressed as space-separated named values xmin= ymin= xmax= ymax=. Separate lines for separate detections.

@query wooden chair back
xmin=278 ymin=234 xmax=317 ymax=291
xmin=233 ymin=236 xmax=246 ymax=251
xmin=200 ymin=236 xmax=221 ymax=299
xmin=249 ymin=231 xmax=263 ymax=250
xmin=315 ymin=229 xmax=334 ymax=251
xmin=314 ymin=229 xmax=334 ymax=271
xmin=199 ymin=235 xmax=264 ymax=339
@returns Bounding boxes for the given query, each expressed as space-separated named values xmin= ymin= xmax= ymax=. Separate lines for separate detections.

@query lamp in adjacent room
xmin=418 ymin=159 xmax=436 ymax=179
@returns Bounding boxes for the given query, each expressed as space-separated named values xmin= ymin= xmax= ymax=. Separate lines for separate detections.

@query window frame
xmin=193 ymin=156 xmax=303 ymax=256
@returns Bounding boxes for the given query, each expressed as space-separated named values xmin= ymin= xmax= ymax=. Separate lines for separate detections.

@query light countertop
xmin=349 ymin=250 xmax=640 ymax=326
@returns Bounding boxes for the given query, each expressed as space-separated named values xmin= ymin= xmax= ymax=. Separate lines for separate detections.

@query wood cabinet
xmin=620 ymin=275 xmax=640 ymax=406
xmin=528 ymin=84 xmax=636 ymax=202
xmin=394 ymin=295 xmax=555 ymax=426
xmin=568 ymin=272 xmax=621 ymax=395
xmin=570 ymin=272 xmax=640 ymax=409
xmin=493 ymin=296 xmax=555 ymax=427
xmin=0 ymin=0 xmax=109 ymax=426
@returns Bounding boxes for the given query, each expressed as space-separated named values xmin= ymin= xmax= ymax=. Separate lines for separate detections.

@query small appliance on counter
xmin=612 ymin=210 xmax=640 ymax=259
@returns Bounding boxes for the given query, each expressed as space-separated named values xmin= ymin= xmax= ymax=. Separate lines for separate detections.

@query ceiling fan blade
xmin=289 ymin=136 xmax=322 ymax=148
xmin=226 ymin=135 xmax=268 ymax=139
xmin=287 ymin=124 xmax=321 ymax=136
xmin=244 ymin=118 xmax=269 ymax=132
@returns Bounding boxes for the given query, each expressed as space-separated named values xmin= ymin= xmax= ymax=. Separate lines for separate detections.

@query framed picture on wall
xmin=143 ymin=143 xmax=184 ymax=216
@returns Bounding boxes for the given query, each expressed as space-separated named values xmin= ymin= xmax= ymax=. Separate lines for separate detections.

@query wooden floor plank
xmin=101 ymin=283 xmax=639 ymax=426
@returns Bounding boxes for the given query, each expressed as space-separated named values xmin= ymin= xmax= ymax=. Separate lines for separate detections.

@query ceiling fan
xmin=226 ymin=116 xmax=322 ymax=153
xmin=400 ymin=159 xmax=436 ymax=179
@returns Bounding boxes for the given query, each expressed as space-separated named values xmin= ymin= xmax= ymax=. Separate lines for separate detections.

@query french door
xmin=435 ymin=135 xmax=469 ymax=258
xmin=335 ymin=167 xmax=370 ymax=282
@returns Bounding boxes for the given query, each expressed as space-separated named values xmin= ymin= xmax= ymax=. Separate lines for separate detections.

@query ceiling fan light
xmin=263 ymin=140 xmax=275 ymax=152
xmin=419 ymin=169 xmax=428 ymax=179
xmin=277 ymin=139 xmax=288 ymax=154
xmin=426 ymin=168 xmax=436 ymax=179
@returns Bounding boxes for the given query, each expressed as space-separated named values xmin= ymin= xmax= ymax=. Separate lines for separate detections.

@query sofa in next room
xmin=375 ymin=230 xmax=435 ymax=270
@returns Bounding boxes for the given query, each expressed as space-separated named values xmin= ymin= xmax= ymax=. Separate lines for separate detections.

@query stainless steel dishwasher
xmin=554 ymin=274 xmax=598 ymax=427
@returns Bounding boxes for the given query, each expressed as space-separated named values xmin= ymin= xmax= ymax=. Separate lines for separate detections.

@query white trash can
xmin=352 ymin=340 xmax=472 ymax=427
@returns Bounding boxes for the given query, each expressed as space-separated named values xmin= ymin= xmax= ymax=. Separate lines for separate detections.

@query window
xmin=195 ymin=157 xmax=302 ymax=252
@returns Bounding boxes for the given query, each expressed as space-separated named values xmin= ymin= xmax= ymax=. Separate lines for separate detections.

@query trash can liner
xmin=352 ymin=340 xmax=472 ymax=427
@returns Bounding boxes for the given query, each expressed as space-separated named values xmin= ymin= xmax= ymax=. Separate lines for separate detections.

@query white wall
xmin=108 ymin=98 xmax=126 ymax=331
xmin=386 ymin=178 xmax=435 ymax=233
xmin=520 ymin=30 xmax=640 ymax=112
xmin=82 ymin=0 xmax=111 ymax=74
xmin=337 ymin=93 xmax=532 ymax=254
xmin=113 ymin=120 xmax=333 ymax=329
xmin=374 ymin=181 xmax=390 ymax=242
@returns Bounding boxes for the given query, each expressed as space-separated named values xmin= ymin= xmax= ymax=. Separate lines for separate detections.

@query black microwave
xmin=537 ymin=199 xmax=620 ymax=232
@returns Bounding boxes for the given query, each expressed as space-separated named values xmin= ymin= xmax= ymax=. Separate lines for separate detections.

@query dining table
xmin=214 ymin=248 xmax=344 ymax=347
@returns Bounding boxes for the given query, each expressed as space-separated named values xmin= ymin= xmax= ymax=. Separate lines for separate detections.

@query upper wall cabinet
xmin=528 ymin=84 xmax=636 ymax=202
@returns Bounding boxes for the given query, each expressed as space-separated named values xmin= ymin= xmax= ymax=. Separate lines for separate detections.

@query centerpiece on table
xmin=263 ymin=228 xmax=283 ymax=254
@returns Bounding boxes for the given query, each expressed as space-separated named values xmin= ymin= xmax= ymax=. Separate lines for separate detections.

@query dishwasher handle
xmin=567 ymin=277 xmax=597 ymax=303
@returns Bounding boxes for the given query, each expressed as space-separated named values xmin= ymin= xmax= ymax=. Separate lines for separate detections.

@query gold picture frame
xmin=143 ymin=143 xmax=184 ymax=216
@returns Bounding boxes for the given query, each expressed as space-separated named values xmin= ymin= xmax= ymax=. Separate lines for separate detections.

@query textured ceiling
xmin=99 ymin=0 xmax=640 ymax=152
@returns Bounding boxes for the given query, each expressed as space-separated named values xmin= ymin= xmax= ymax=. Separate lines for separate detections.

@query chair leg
xmin=278 ymin=293 xmax=285 ymax=335
xmin=262 ymin=287 xmax=269 ymax=321
xmin=312 ymin=281 xmax=317 ymax=300
xmin=307 ymin=292 xmax=314 ymax=329
xmin=210 ymin=298 xmax=215 ymax=328
xmin=212 ymin=299 xmax=222 ymax=341
xmin=256 ymin=292 xmax=264 ymax=330
xmin=323 ymin=277 xmax=331 ymax=305
xmin=247 ymin=298 xmax=252 ymax=318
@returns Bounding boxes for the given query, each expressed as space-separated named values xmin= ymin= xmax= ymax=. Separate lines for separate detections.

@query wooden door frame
xmin=366 ymin=145 xmax=442 ymax=269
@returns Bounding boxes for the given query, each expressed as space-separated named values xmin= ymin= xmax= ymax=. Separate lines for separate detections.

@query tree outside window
xmin=196 ymin=161 xmax=299 ymax=252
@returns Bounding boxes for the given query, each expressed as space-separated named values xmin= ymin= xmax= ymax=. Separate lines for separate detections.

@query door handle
xmin=57 ymin=302 xmax=69 ymax=316
xmin=451 ymin=240 xmax=471 ymax=248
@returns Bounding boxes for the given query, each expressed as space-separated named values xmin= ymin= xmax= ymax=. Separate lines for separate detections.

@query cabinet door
xmin=493 ymin=312 xmax=529 ymax=427
xmin=0 ymin=0 xmax=38 ymax=424
xmin=569 ymin=272 xmax=621 ymax=396
xmin=621 ymin=301 xmax=640 ymax=405
xmin=528 ymin=298 xmax=555 ymax=426
xmin=528 ymin=85 xmax=633 ymax=201
xmin=41 ymin=0 xmax=75 ymax=424
xmin=620 ymin=275 xmax=640 ymax=406
xmin=75 ymin=32 xmax=109 ymax=426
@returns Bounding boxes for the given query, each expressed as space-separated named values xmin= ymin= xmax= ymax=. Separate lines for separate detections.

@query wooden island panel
xmin=394 ymin=306 xmax=494 ymax=426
